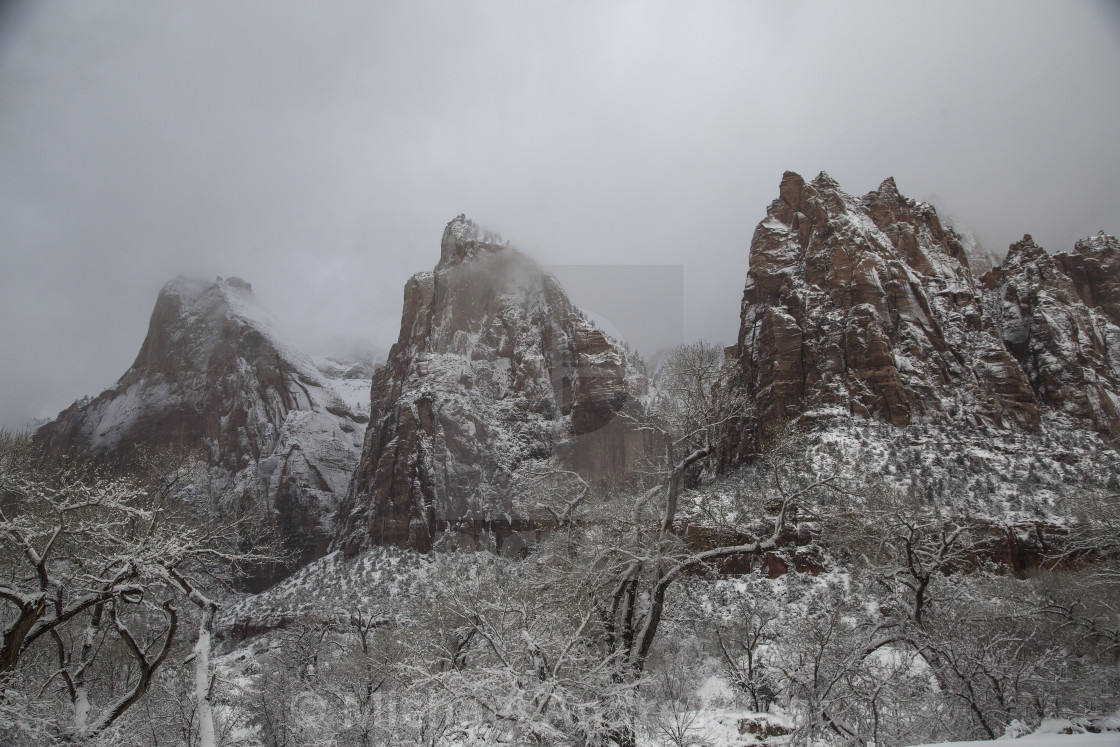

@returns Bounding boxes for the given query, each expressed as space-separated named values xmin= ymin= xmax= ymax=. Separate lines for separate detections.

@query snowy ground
xmin=632 ymin=714 xmax=1120 ymax=747
xmin=917 ymin=735 xmax=1120 ymax=747
xmin=312 ymin=353 xmax=377 ymax=414
xmin=916 ymin=718 xmax=1120 ymax=747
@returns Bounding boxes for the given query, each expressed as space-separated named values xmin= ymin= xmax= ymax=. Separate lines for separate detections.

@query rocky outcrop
xmin=1056 ymin=231 xmax=1120 ymax=328
xmin=730 ymin=172 xmax=1039 ymax=457
xmin=36 ymin=277 xmax=368 ymax=588
xmin=336 ymin=216 xmax=651 ymax=555
xmin=982 ymin=236 xmax=1120 ymax=434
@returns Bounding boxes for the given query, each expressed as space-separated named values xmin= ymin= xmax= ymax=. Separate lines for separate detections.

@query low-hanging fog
xmin=1 ymin=0 xmax=1118 ymax=430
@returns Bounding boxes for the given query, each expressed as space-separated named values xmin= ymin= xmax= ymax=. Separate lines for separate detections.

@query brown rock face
xmin=1056 ymin=231 xmax=1120 ymax=328
xmin=982 ymin=235 xmax=1120 ymax=434
xmin=731 ymin=172 xmax=1039 ymax=456
xmin=336 ymin=216 xmax=651 ymax=555
xmin=35 ymin=277 xmax=367 ymax=588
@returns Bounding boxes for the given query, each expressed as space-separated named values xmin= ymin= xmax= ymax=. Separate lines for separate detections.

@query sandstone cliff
xmin=982 ymin=235 xmax=1120 ymax=434
xmin=336 ymin=216 xmax=651 ymax=555
xmin=1056 ymin=231 xmax=1120 ymax=328
xmin=36 ymin=277 xmax=368 ymax=587
xmin=730 ymin=171 xmax=1038 ymax=458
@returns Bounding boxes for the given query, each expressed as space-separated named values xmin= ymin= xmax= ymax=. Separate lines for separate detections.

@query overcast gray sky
xmin=1 ymin=0 xmax=1118 ymax=430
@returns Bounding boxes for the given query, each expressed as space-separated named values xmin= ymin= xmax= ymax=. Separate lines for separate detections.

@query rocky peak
xmin=732 ymin=165 xmax=1120 ymax=446
xmin=777 ymin=170 xmax=806 ymax=211
xmin=1004 ymin=234 xmax=1046 ymax=264
xmin=992 ymin=235 xmax=1079 ymax=299
xmin=35 ymin=276 xmax=367 ymax=588
xmin=730 ymin=171 xmax=1039 ymax=460
xmin=336 ymin=216 xmax=652 ymax=555
xmin=860 ymin=176 xmax=907 ymax=227
xmin=438 ymin=214 xmax=509 ymax=269
xmin=1056 ymin=231 xmax=1120 ymax=327
xmin=982 ymin=235 xmax=1120 ymax=435
xmin=129 ymin=276 xmax=270 ymax=384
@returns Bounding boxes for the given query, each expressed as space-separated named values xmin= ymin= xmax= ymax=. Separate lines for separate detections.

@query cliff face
xmin=731 ymin=171 xmax=1038 ymax=456
xmin=982 ymin=236 xmax=1120 ymax=434
xmin=35 ymin=277 xmax=368 ymax=587
xmin=336 ymin=216 xmax=651 ymax=555
xmin=728 ymin=171 xmax=1120 ymax=461
xmin=1056 ymin=231 xmax=1120 ymax=328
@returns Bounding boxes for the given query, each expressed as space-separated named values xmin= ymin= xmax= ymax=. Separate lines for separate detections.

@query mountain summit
xmin=336 ymin=216 xmax=651 ymax=555
xmin=30 ymin=199 xmax=1120 ymax=585
xmin=727 ymin=171 xmax=1120 ymax=463
xmin=982 ymin=233 xmax=1120 ymax=433
xmin=35 ymin=276 xmax=368 ymax=586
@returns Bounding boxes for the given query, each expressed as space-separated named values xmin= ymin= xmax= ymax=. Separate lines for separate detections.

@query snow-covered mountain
xmin=18 ymin=194 xmax=1120 ymax=747
xmin=726 ymin=171 xmax=1120 ymax=465
xmin=983 ymin=233 xmax=1120 ymax=433
xmin=31 ymin=197 xmax=1120 ymax=585
xmin=335 ymin=215 xmax=652 ymax=555
xmin=35 ymin=276 xmax=369 ymax=588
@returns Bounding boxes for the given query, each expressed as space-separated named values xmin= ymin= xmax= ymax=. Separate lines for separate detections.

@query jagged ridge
xmin=728 ymin=171 xmax=1120 ymax=467
xmin=982 ymin=234 xmax=1120 ymax=433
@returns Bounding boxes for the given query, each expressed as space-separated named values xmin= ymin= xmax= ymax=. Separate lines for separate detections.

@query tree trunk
xmin=171 ymin=568 xmax=219 ymax=747
xmin=193 ymin=601 xmax=218 ymax=747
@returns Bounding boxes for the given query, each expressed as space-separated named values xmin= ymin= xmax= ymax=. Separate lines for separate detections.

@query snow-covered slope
xmin=217 ymin=546 xmax=430 ymax=643
xmin=313 ymin=352 xmax=381 ymax=416
xmin=36 ymin=276 xmax=368 ymax=587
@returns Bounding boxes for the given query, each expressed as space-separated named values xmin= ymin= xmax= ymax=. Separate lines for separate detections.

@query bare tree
xmin=648 ymin=340 xmax=748 ymax=532
xmin=0 ymin=432 xmax=278 ymax=742
xmin=50 ymin=596 xmax=179 ymax=738
xmin=713 ymin=594 xmax=778 ymax=712
xmin=817 ymin=480 xmax=1120 ymax=742
xmin=397 ymin=552 xmax=638 ymax=745
xmin=0 ymin=434 xmax=151 ymax=679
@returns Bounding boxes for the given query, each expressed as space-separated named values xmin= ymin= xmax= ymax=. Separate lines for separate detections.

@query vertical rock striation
xmin=730 ymin=171 xmax=1038 ymax=459
xmin=982 ymin=235 xmax=1120 ymax=434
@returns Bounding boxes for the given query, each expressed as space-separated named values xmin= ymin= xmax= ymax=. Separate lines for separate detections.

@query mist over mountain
xmin=34 ymin=276 xmax=370 ymax=587
xmin=35 ymin=177 xmax=1120 ymax=572
xmin=337 ymin=216 xmax=652 ymax=556
xmin=3 ymin=3 xmax=1120 ymax=741
xmin=9 ymin=166 xmax=1120 ymax=743
xmin=2 ymin=1 xmax=1118 ymax=432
